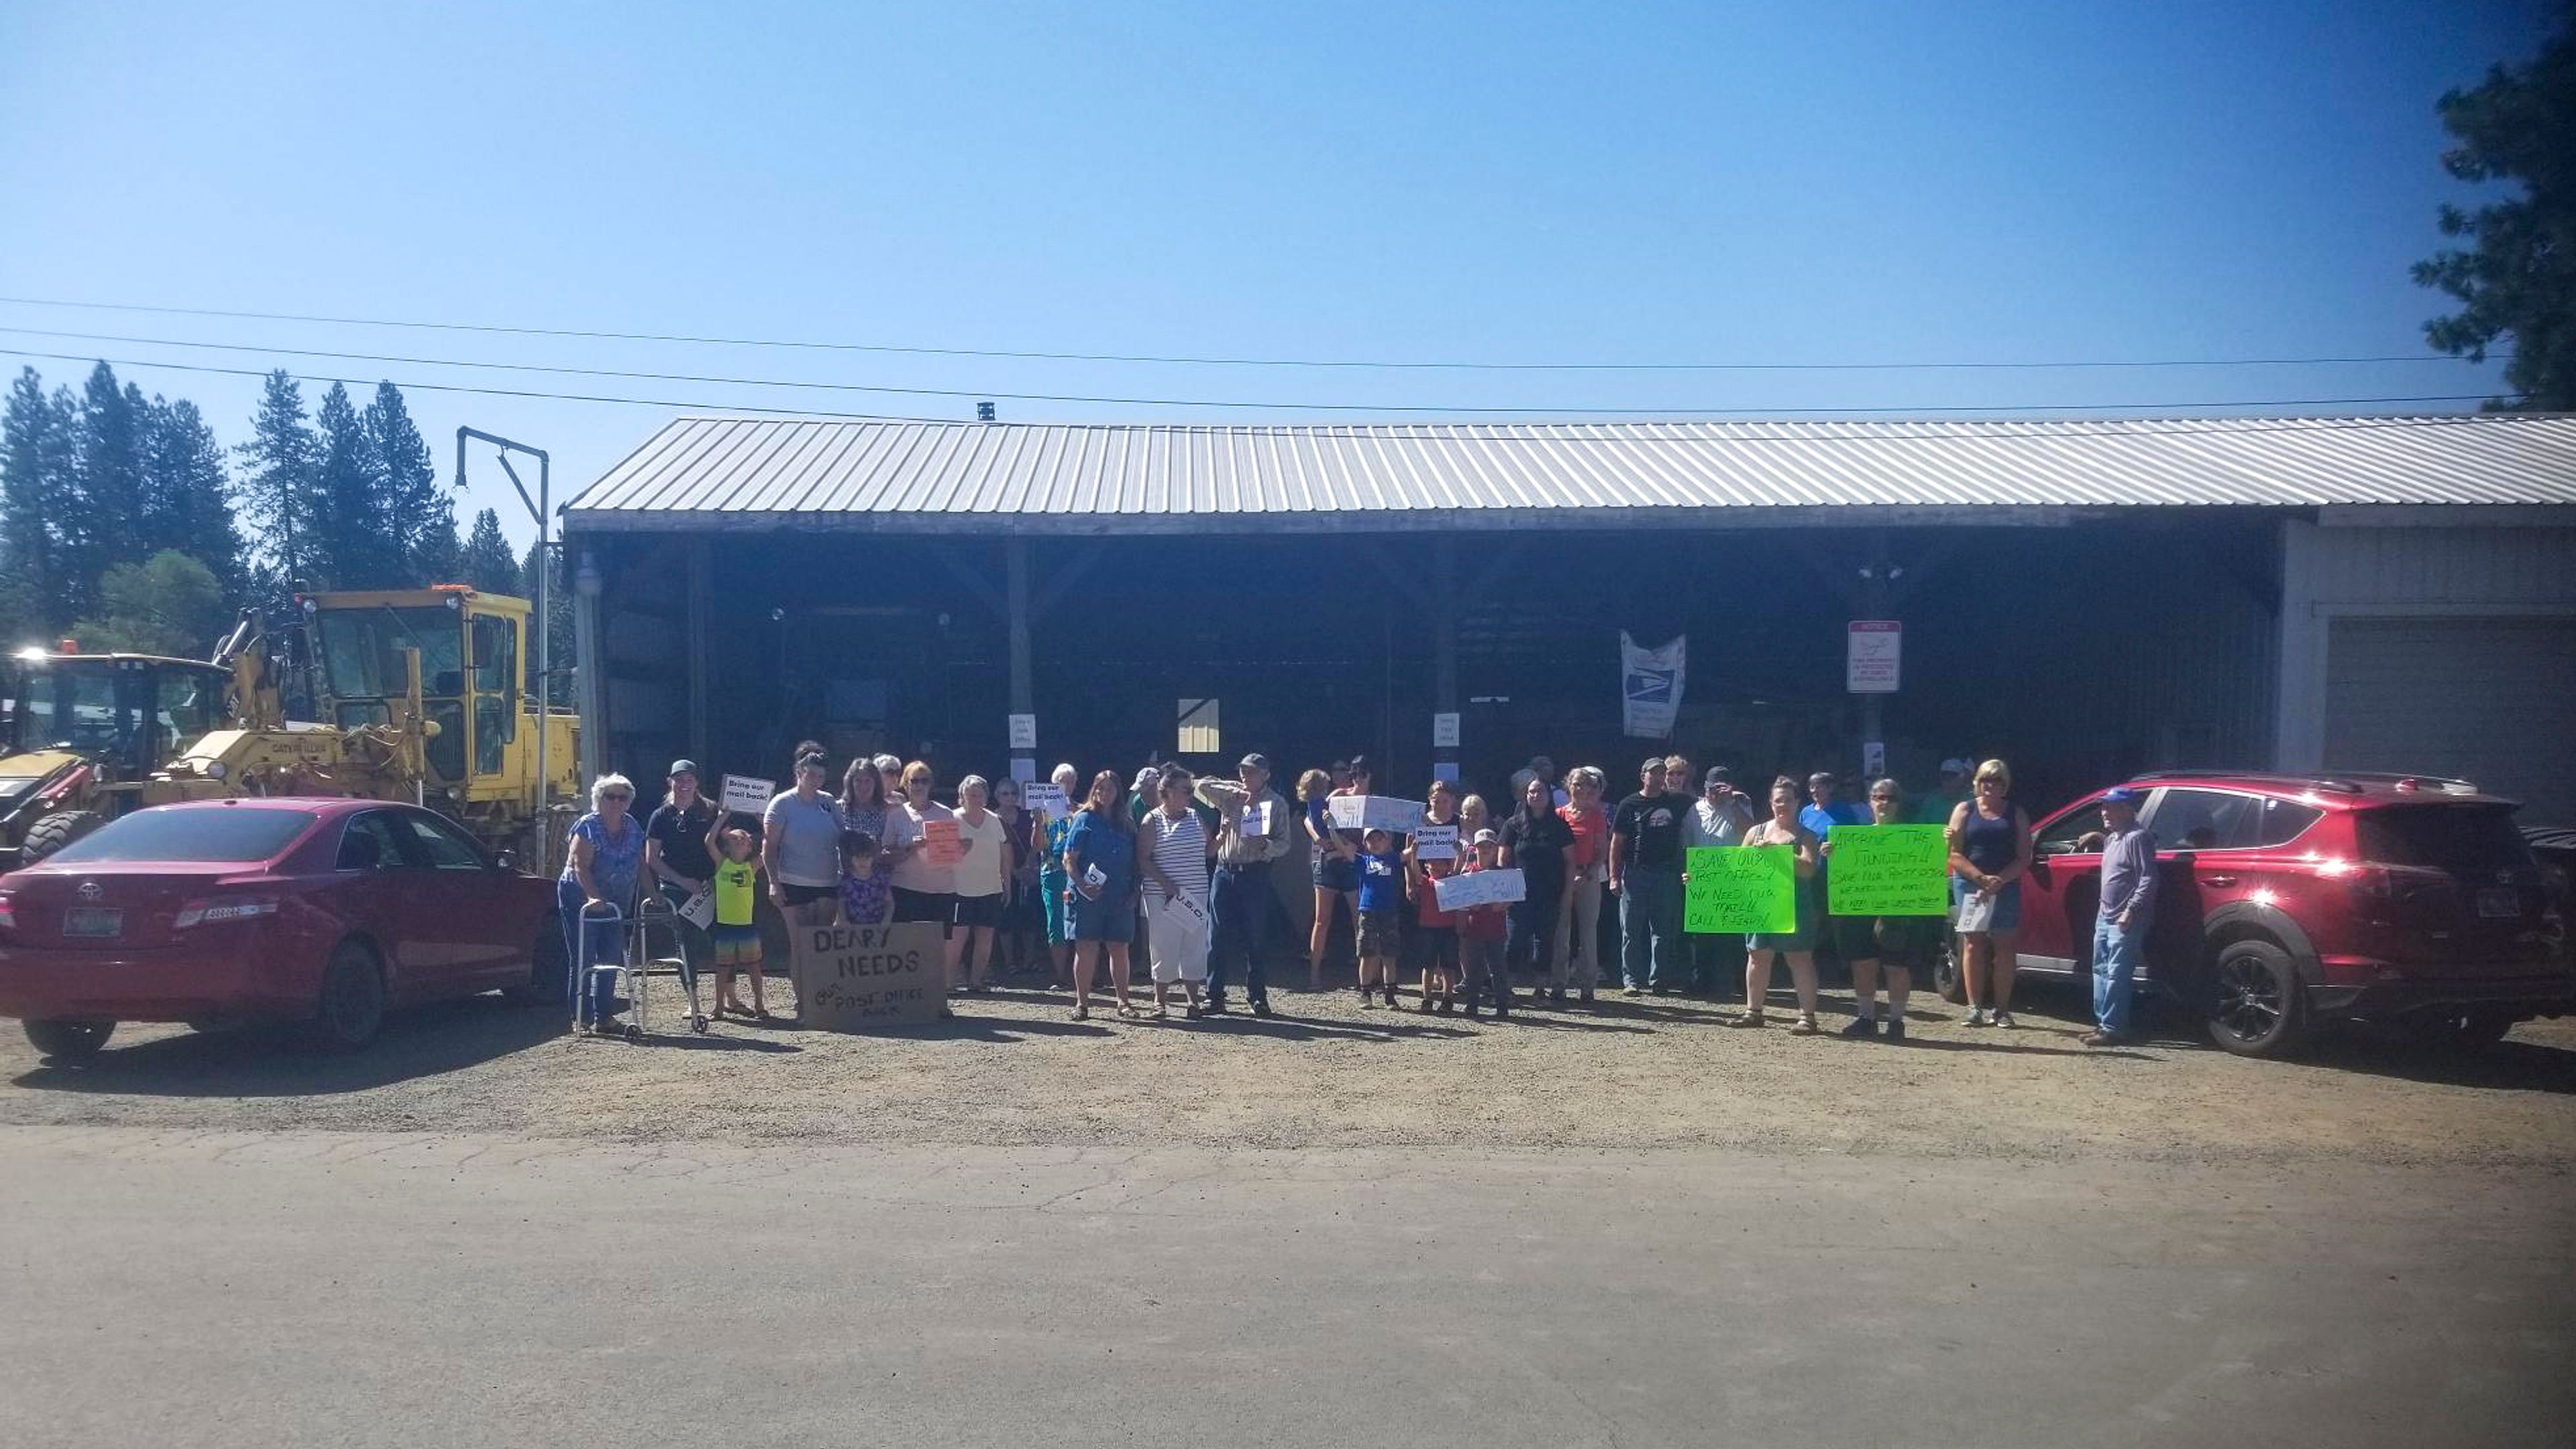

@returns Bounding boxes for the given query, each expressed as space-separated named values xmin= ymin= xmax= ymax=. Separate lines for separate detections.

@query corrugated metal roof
xmin=563 ymin=415 xmax=2576 ymax=533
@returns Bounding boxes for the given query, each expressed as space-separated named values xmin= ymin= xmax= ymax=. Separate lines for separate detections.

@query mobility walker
xmin=570 ymin=900 xmax=635 ymax=1041
xmin=628 ymin=892 xmax=710 ymax=1038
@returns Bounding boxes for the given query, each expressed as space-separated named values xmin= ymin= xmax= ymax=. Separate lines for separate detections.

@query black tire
xmin=2204 ymin=937 xmax=2307 ymax=1058
xmin=503 ymin=920 xmax=570 ymax=1006
xmin=23 ymin=1018 xmax=114 ymax=1063
xmin=305 ymin=940 xmax=387 ymax=1052
xmin=1931 ymin=932 xmax=1968 ymax=1004
xmin=2409 ymin=1008 xmax=2517 ymax=1052
xmin=21 ymin=808 xmax=105 ymax=864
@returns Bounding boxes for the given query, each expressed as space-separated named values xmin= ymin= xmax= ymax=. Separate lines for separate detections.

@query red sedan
xmin=0 ymin=798 xmax=564 ymax=1061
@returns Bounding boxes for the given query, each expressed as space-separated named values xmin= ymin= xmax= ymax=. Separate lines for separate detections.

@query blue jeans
xmin=2092 ymin=916 xmax=2143 ymax=1036
xmin=557 ymin=878 xmax=625 ymax=1026
xmin=1208 ymin=861 xmax=1272 ymax=1004
xmin=1505 ymin=892 xmax=1560 ymax=990
xmin=1619 ymin=868 xmax=1684 ymax=990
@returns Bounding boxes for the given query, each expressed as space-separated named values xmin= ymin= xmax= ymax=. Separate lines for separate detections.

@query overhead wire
xmin=0 ymin=294 xmax=2502 ymax=374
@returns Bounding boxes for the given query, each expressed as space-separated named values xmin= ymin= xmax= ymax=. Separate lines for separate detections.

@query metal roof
xmin=564 ymin=415 xmax=2576 ymax=533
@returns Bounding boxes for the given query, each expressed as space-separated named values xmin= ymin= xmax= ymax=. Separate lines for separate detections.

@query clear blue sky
xmin=0 ymin=1 xmax=2554 ymax=547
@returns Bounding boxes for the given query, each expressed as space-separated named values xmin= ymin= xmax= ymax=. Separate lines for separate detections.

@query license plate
xmin=62 ymin=906 xmax=124 ymax=939
xmin=2475 ymin=888 xmax=2520 ymax=920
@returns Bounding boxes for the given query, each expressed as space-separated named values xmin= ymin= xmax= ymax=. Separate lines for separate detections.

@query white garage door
xmin=2323 ymin=616 xmax=2576 ymax=823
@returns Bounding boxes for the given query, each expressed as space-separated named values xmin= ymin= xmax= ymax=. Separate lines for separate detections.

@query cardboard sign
xmin=1434 ymin=867 xmax=1525 ymax=910
xmin=678 ymin=885 xmax=716 ymax=931
xmin=1024 ymin=783 xmax=1071 ymax=819
xmin=790 ymin=922 xmax=947 ymax=1028
xmin=720 ymin=773 xmax=775 ymax=817
xmin=920 ymin=818 xmax=962 ymax=867
xmin=1685 ymin=845 xmax=1797 ymax=934
xmin=1326 ymin=794 xmax=1426 ymax=836
xmin=1825 ymin=824 xmax=1950 ymax=916
xmin=1413 ymin=823 xmax=1459 ymax=861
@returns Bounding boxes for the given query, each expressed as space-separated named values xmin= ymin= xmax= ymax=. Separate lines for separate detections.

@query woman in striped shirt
xmin=1140 ymin=765 xmax=1212 ymax=1020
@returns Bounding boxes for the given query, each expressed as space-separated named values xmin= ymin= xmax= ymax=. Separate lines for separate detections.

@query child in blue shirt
xmin=1354 ymin=828 xmax=1405 ymax=1008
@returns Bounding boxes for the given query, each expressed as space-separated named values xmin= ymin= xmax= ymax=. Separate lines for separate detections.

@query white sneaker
xmin=1994 ymin=1010 xmax=2017 ymax=1029
xmin=1965 ymin=1008 xmax=1992 ymax=1027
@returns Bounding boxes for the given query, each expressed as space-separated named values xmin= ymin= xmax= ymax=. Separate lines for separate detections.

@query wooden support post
xmin=1006 ymin=536 xmax=1034 ymax=777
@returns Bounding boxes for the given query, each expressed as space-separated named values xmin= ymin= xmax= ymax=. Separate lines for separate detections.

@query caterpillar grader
xmin=0 ymin=585 xmax=579 ymax=869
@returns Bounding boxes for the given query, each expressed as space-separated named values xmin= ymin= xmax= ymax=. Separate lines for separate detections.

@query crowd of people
xmin=557 ymin=745 xmax=2155 ymax=1048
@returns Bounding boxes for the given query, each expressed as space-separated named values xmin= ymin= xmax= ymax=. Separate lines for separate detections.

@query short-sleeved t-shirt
xmin=1415 ymin=857 xmax=1457 ymax=927
xmin=564 ymin=811 xmax=647 ymax=904
xmin=1065 ymin=810 xmax=1136 ymax=906
xmin=1356 ymin=849 xmax=1405 ymax=913
xmin=1500 ymin=808 xmax=1572 ymax=895
xmin=646 ymin=798 xmax=718 ymax=885
xmin=1141 ymin=808 xmax=1210 ymax=906
xmin=1559 ymin=803 xmax=1607 ymax=874
xmin=762 ymin=790 xmax=846 ymax=890
xmin=1799 ymin=800 xmax=1866 ymax=841
xmin=1611 ymin=791 xmax=1690 ymax=871
xmin=712 ymin=856 xmax=760 ymax=926
xmin=950 ymin=809 xmax=1008 ymax=898
xmin=890 ymin=800 xmax=959 ymax=895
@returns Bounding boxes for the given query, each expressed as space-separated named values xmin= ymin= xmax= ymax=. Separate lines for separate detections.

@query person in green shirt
xmin=1913 ymin=757 xmax=1972 ymax=826
xmin=704 ymin=820 xmax=769 ymax=1020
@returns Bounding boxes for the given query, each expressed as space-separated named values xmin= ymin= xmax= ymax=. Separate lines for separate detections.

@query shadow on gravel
xmin=2283 ymin=1028 xmax=2576 ymax=1095
xmin=1191 ymin=1014 xmax=1477 ymax=1042
xmin=10 ymin=995 xmax=564 ymax=1097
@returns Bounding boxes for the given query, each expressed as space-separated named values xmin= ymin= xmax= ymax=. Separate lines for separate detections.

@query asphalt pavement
xmin=2 ymin=1126 xmax=2569 ymax=1448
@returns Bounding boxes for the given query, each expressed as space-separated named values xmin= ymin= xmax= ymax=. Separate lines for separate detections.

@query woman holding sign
xmin=1063 ymin=769 xmax=1141 ymax=1020
xmin=1302 ymin=766 xmax=1356 ymax=991
xmin=1731 ymin=776 xmax=1824 ymax=1034
xmin=889 ymin=761 xmax=967 ymax=995
xmin=1946 ymin=759 xmax=2032 ymax=1028
xmin=1838 ymin=778 xmax=1929 ymax=1042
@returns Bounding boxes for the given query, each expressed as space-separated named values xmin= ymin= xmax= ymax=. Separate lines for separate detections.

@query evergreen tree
xmin=140 ymin=396 xmax=246 ymax=598
xmin=1 ymin=368 xmax=76 ymax=639
xmin=60 ymin=364 xmax=146 ymax=619
xmin=459 ymin=508 xmax=521 ymax=596
xmin=313 ymin=382 xmax=402 ymax=589
xmin=362 ymin=382 xmax=458 ymax=584
xmin=69 ymin=551 xmax=227 ymax=657
xmin=234 ymin=371 xmax=323 ymax=586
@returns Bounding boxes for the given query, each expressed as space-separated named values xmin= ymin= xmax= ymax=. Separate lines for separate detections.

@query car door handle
xmin=2203 ymin=874 xmax=2237 ymax=887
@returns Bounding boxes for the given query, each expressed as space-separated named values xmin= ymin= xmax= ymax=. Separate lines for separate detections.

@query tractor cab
xmin=303 ymin=586 xmax=570 ymax=814
xmin=0 ymin=648 xmax=235 ymax=863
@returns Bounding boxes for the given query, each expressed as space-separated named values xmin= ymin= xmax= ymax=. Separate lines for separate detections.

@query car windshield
xmin=46 ymin=808 xmax=319 ymax=864
xmin=315 ymin=608 xmax=465 ymax=700
xmin=2354 ymin=804 xmax=2536 ymax=874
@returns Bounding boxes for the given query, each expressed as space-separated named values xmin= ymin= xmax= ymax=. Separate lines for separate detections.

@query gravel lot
xmin=7 ymin=969 xmax=2574 ymax=1167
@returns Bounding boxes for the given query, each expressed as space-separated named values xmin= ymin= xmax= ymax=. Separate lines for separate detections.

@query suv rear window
xmin=45 ymin=808 xmax=318 ymax=864
xmin=2354 ymin=804 xmax=2536 ymax=874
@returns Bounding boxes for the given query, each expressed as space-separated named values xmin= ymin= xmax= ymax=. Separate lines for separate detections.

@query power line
xmin=0 ymin=345 xmax=2513 ymax=437
xmin=0 ymin=330 xmax=2505 ymax=419
xmin=0 ymin=293 xmax=2498 ymax=375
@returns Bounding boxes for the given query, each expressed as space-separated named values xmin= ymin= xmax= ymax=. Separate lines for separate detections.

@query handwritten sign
xmin=1434 ymin=867 xmax=1525 ymax=911
xmin=790 ymin=922 xmax=947 ymax=1028
xmin=1238 ymin=799 xmax=1272 ymax=838
xmin=720 ymin=773 xmax=775 ymax=817
xmin=1326 ymin=794 xmax=1427 ymax=835
xmin=1825 ymin=824 xmax=1949 ymax=916
xmin=1685 ymin=845 xmax=1796 ymax=934
xmin=1413 ymin=823 xmax=1459 ymax=861
xmin=921 ymin=818 xmax=962 ymax=867
xmin=1024 ymin=783 xmax=1071 ymax=819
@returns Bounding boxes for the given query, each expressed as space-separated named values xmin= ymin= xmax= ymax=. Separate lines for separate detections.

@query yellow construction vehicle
xmin=0 ymin=643 xmax=239 ymax=865
xmin=134 ymin=586 xmax=582 ymax=867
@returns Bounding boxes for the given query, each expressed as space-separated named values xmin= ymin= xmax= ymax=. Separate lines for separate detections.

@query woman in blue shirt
xmin=561 ymin=773 xmax=647 ymax=1032
xmin=1062 ymin=769 xmax=1140 ymax=1021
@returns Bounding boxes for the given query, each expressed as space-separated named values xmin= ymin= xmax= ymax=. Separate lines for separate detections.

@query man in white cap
xmin=1915 ymin=757 xmax=1974 ymax=826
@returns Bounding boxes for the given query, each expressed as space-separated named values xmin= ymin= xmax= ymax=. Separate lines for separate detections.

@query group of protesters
xmin=559 ymin=743 xmax=2154 ymax=1046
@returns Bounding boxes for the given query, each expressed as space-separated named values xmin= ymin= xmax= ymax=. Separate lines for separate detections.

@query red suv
xmin=1937 ymin=771 xmax=2573 ymax=1057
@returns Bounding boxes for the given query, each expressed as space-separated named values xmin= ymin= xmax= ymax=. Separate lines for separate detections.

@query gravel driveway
xmin=5 ymin=974 xmax=2573 ymax=1167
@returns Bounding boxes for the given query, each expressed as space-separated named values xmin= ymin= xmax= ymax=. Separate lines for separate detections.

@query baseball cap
xmin=1703 ymin=765 xmax=1732 ymax=789
xmin=1347 ymin=754 xmax=1372 ymax=775
xmin=1940 ymin=757 xmax=1972 ymax=776
xmin=1472 ymin=828 xmax=1499 ymax=845
xmin=668 ymin=759 xmax=700 ymax=778
xmin=2101 ymin=787 xmax=2144 ymax=806
xmin=1239 ymin=752 xmax=1271 ymax=773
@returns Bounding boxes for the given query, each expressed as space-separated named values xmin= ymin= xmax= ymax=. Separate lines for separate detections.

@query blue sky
xmin=0 ymin=1 xmax=2553 ymax=545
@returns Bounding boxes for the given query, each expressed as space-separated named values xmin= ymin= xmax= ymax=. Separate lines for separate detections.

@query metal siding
xmin=566 ymin=416 xmax=2576 ymax=527
xmin=2304 ymin=527 xmax=2576 ymax=607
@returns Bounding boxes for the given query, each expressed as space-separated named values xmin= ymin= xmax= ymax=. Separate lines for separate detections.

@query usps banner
xmin=1621 ymin=632 xmax=1686 ymax=739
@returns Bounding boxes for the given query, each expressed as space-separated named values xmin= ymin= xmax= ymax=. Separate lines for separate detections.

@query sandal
xmin=1727 ymin=1012 xmax=1768 ymax=1029
xmin=1116 ymin=1004 xmax=1145 ymax=1020
xmin=1072 ymin=1004 xmax=1091 ymax=1021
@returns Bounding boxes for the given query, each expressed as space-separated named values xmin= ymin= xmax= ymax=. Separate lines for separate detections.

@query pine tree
xmin=313 ymin=382 xmax=402 ymax=589
xmin=1 ymin=368 xmax=76 ymax=639
xmin=459 ymin=508 xmax=520 ymax=596
xmin=60 ymin=364 xmax=146 ymax=619
xmin=141 ymin=396 xmax=246 ymax=600
xmin=362 ymin=382 xmax=458 ymax=585
xmin=234 ymin=371 xmax=323 ymax=586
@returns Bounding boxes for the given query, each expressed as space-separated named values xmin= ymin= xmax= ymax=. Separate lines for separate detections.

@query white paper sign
xmin=1238 ymin=799 xmax=1272 ymax=837
xmin=1083 ymin=863 xmax=1108 ymax=890
xmin=1024 ymin=783 xmax=1071 ymax=819
xmin=1010 ymin=757 xmax=1038 ymax=784
xmin=1432 ymin=761 xmax=1462 ymax=785
xmin=1008 ymin=713 xmax=1038 ymax=749
xmin=720 ymin=773 xmax=775 ymax=817
xmin=1847 ymin=621 xmax=1901 ymax=694
xmin=1413 ymin=823 xmax=1459 ymax=861
xmin=1955 ymin=890 xmax=1996 ymax=933
xmin=1161 ymin=890 xmax=1210 ymax=931
xmin=678 ymin=886 xmax=716 ymax=930
xmin=1434 ymin=867 xmax=1526 ymax=910
xmin=1432 ymin=712 xmax=1460 ymax=748
xmin=1326 ymin=794 xmax=1427 ymax=835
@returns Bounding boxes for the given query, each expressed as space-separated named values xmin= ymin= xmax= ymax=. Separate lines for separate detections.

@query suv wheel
xmin=1931 ymin=933 xmax=1968 ymax=1004
xmin=2205 ymin=938 xmax=2306 ymax=1058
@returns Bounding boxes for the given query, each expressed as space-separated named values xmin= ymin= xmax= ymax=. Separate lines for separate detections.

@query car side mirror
xmin=494 ymin=849 xmax=519 ymax=873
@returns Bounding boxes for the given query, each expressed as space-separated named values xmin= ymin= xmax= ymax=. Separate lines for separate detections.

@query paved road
xmin=3 ymin=1127 xmax=2569 ymax=1448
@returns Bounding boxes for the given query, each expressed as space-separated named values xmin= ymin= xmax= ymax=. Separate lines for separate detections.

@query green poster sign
xmin=1685 ymin=845 xmax=1797 ymax=934
xmin=1825 ymin=824 xmax=1951 ymax=916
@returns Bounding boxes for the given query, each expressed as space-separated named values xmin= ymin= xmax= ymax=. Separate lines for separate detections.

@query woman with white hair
xmin=1033 ymin=761 xmax=1082 ymax=990
xmin=561 ymin=771 xmax=646 ymax=1032
xmin=950 ymin=774 xmax=1008 ymax=992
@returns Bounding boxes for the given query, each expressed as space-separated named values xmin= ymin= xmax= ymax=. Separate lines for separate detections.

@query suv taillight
xmin=172 ymin=898 xmax=278 ymax=930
